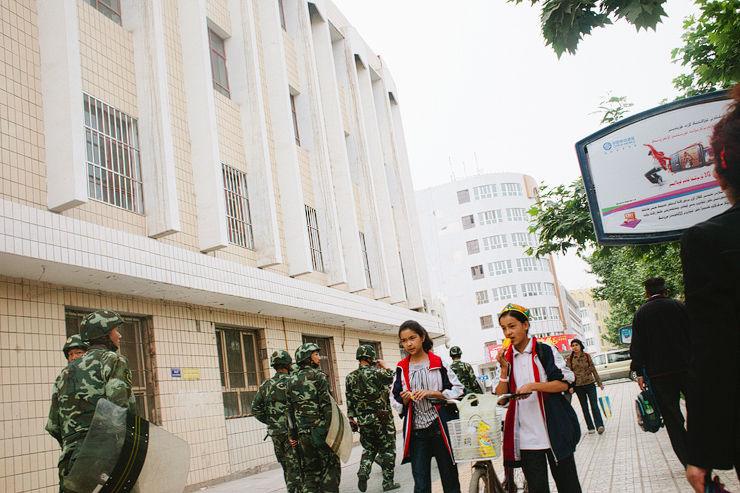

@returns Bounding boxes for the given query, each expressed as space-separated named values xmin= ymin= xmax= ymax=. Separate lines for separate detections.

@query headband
xmin=501 ymin=303 xmax=530 ymax=320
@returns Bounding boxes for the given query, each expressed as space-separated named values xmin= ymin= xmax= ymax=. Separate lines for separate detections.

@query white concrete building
xmin=416 ymin=173 xmax=573 ymax=374
xmin=0 ymin=1 xmax=442 ymax=490
xmin=570 ymin=289 xmax=614 ymax=352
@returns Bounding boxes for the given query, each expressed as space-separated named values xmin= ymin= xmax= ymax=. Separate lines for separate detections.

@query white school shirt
xmin=512 ymin=338 xmax=550 ymax=450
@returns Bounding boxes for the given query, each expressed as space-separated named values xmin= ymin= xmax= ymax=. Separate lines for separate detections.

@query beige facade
xmin=570 ymin=288 xmax=614 ymax=352
xmin=0 ymin=0 xmax=441 ymax=491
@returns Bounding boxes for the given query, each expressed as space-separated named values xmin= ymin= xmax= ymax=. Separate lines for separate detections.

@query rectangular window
xmin=506 ymin=208 xmax=526 ymax=221
xmin=476 ymin=290 xmax=489 ymax=305
xmin=359 ymin=340 xmax=383 ymax=360
xmin=466 ymin=239 xmax=480 ymax=255
xmin=578 ymin=300 xmax=585 ymax=307
xmin=516 ymin=258 xmax=539 ymax=272
xmin=521 ymin=282 xmax=542 ymax=297
xmin=278 ymin=0 xmax=287 ymax=30
xmin=457 ymin=189 xmax=471 ymax=204
xmin=471 ymin=265 xmax=484 ymax=280
xmin=223 ymin=164 xmax=254 ymax=249
xmin=487 ymin=259 xmax=513 ymax=276
xmin=511 ymin=232 xmax=531 ymax=247
xmin=529 ymin=307 xmax=548 ymax=321
xmin=359 ymin=232 xmax=372 ymax=288
xmin=480 ymin=315 xmax=494 ymax=329
xmin=302 ymin=335 xmax=339 ymax=401
xmin=544 ymin=283 xmax=555 ymax=296
xmin=550 ymin=307 xmax=561 ymax=320
xmin=84 ymin=94 xmax=144 ymax=214
xmin=216 ymin=328 xmax=262 ymax=418
xmin=540 ymin=258 xmax=551 ymax=272
xmin=478 ymin=210 xmax=502 ymax=225
xmin=492 ymin=285 xmax=517 ymax=301
xmin=473 ymin=185 xmax=495 ymax=200
xmin=291 ymin=94 xmax=301 ymax=146
xmin=482 ymin=234 xmax=507 ymax=251
xmin=501 ymin=183 xmax=522 ymax=196
xmin=209 ymin=29 xmax=230 ymax=98
xmin=65 ymin=310 xmax=157 ymax=423
xmin=305 ymin=205 xmax=324 ymax=272
xmin=461 ymin=215 xmax=475 ymax=230
xmin=83 ymin=0 xmax=121 ymax=25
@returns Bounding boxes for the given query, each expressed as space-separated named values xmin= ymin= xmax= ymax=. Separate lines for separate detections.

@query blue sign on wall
xmin=171 ymin=368 xmax=182 ymax=378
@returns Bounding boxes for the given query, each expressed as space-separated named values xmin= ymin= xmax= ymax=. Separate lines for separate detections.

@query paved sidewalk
xmin=201 ymin=380 xmax=739 ymax=492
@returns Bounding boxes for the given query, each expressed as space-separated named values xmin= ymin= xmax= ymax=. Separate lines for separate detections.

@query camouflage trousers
xmin=357 ymin=417 xmax=397 ymax=489
xmin=271 ymin=432 xmax=303 ymax=493
xmin=298 ymin=432 xmax=341 ymax=492
xmin=57 ymin=440 xmax=83 ymax=493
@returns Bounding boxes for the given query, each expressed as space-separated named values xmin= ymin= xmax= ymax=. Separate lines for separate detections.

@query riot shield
xmin=325 ymin=396 xmax=353 ymax=463
xmin=64 ymin=399 xmax=190 ymax=493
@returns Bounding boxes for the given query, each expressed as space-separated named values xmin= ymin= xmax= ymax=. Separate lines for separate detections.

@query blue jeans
xmin=409 ymin=420 xmax=460 ymax=493
xmin=574 ymin=382 xmax=603 ymax=431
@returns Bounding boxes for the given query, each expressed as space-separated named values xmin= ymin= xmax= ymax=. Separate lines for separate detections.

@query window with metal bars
xmin=359 ymin=232 xmax=372 ymax=288
xmin=480 ymin=315 xmax=494 ymax=329
xmin=291 ymin=95 xmax=301 ymax=146
xmin=461 ymin=214 xmax=475 ymax=230
xmin=471 ymin=265 xmax=484 ymax=280
xmin=222 ymin=164 xmax=254 ymax=249
xmin=209 ymin=29 xmax=230 ymax=98
xmin=457 ymin=189 xmax=470 ymax=204
xmin=65 ymin=310 xmax=157 ymax=424
xmin=305 ymin=205 xmax=324 ymax=272
xmin=83 ymin=94 xmax=144 ymax=213
xmin=83 ymin=0 xmax=121 ymax=25
xmin=302 ymin=335 xmax=340 ymax=402
xmin=475 ymin=290 xmax=489 ymax=305
xmin=466 ymin=239 xmax=480 ymax=255
xmin=215 ymin=328 xmax=263 ymax=418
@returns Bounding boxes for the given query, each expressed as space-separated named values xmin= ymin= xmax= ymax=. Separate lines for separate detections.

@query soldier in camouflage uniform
xmin=287 ymin=343 xmax=341 ymax=492
xmin=346 ymin=345 xmax=400 ymax=492
xmin=252 ymin=350 xmax=303 ymax=493
xmin=449 ymin=346 xmax=483 ymax=395
xmin=46 ymin=310 xmax=137 ymax=492
xmin=62 ymin=334 xmax=88 ymax=363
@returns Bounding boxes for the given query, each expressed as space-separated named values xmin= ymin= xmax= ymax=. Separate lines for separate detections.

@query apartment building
xmin=416 ymin=173 xmax=578 ymax=377
xmin=0 ymin=0 xmax=442 ymax=490
xmin=570 ymin=289 xmax=613 ymax=352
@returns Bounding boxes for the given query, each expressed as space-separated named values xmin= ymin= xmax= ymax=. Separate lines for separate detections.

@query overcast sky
xmin=331 ymin=0 xmax=701 ymax=289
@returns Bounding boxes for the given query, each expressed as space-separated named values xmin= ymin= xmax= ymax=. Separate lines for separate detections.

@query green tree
xmin=509 ymin=0 xmax=669 ymax=57
xmin=671 ymin=0 xmax=740 ymax=97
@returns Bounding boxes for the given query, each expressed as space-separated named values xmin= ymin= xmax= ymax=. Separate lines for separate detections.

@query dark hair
xmin=643 ymin=277 xmax=667 ymax=296
xmin=570 ymin=338 xmax=584 ymax=350
xmin=399 ymin=320 xmax=434 ymax=352
xmin=497 ymin=309 xmax=529 ymax=325
xmin=711 ymin=85 xmax=740 ymax=197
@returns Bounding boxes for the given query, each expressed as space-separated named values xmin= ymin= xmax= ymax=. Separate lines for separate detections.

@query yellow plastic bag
xmin=477 ymin=420 xmax=496 ymax=458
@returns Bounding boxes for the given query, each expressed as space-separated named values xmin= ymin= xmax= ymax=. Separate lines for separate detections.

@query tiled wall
xmin=0 ymin=274 xmax=405 ymax=491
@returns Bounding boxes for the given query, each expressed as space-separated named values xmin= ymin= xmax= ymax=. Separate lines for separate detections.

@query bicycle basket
xmin=447 ymin=394 xmax=501 ymax=463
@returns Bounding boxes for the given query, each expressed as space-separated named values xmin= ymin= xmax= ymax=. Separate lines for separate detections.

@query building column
xmin=121 ymin=0 xmax=181 ymax=238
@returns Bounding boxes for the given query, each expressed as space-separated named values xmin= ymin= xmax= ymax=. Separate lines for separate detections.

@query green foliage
xmin=671 ymin=0 xmax=740 ymax=97
xmin=509 ymin=0 xmax=668 ymax=57
xmin=592 ymin=93 xmax=635 ymax=125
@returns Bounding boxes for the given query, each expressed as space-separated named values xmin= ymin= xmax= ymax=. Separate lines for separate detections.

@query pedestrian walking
xmin=252 ymin=350 xmax=302 ymax=493
xmin=46 ymin=310 xmax=137 ymax=492
xmin=566 ymin=338 xmax=605 ymax=434
xmin=347 ymin=345 xmax=400 ymax=492
xmin=681 ymin=84 xmax=740 ymax=492
xmin=449 ymin=346 xmax=483 ymax=395
xmin=630 ymin=276 xmax=691 ymax=467
xmin=392 ymin=320 xmax=464 ymax=493
xmin=287 ymin=343 xmax=341 ymax=492
xmin=495 ymin=303 xmax=582 ymax=493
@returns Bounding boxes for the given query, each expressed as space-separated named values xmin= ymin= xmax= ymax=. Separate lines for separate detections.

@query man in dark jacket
xmin=630 ymin=277 xmax=691 ymax=467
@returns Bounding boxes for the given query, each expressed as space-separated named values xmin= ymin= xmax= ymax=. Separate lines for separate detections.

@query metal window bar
xmin=83 ymin=0 xmax=122 ymax=25
xmin=359 ymin=232 xmax=372 ymax=288
xmin=216 ymin=328 xmax=261 ymax=418
xmin=305 ymin=205 xmax=324 ymax=272
xmin=83 ymin=94 xmax=144 ymax=213
xmin=209 ymin=29 xmax=230 ymax=98
xmin=222 ymin=164 xmax=255 ymax=249
xmin=302 ymin=335 xmax=339 ymax=401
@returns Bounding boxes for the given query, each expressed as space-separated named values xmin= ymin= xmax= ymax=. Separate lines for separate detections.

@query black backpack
xmin=635 ymin=388 xmax=663 ymax=433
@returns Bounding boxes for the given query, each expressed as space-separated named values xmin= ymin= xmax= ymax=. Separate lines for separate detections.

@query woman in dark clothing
xmin=682 ymin=85 xmax=740 ymax=492
xmin=566 ymin=339 xmax=605 ymax=434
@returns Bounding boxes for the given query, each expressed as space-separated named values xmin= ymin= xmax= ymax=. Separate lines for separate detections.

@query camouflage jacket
xmin=46 ymin=345 xmax=137 ymax=448
xmin=252 ymin=371 xmax=291 ymax=436
xmin=287 ymin=363 xmax=332 ymax=433
xmin=346 ymin=365 xmax=393 ymax=425
xmin=451 ymin=360 xmax=482 ymax=395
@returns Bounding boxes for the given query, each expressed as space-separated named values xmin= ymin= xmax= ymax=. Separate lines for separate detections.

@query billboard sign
xmin=484 ymin=333 xmax=577 ymax=363
xmin=576 ymin=91 xmax=732 ymax=245
xmin=619 ymin=326 xmax=633 ymax=345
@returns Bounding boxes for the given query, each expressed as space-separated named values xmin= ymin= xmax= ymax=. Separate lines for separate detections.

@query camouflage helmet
xmin=449 ymin=346 xmax=463 ymax=358
xmin=62 ymin=334 xmax=89 ymax=358
xmin=356 ymin=344 xmax=377 ymax=363
xmin=295 ymin=343 xmax=321 ymax=363
xmin=80 ymin=310 xmax=125 ymax=342
xmin=270 ymin=350 xmax=293 ymax=368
